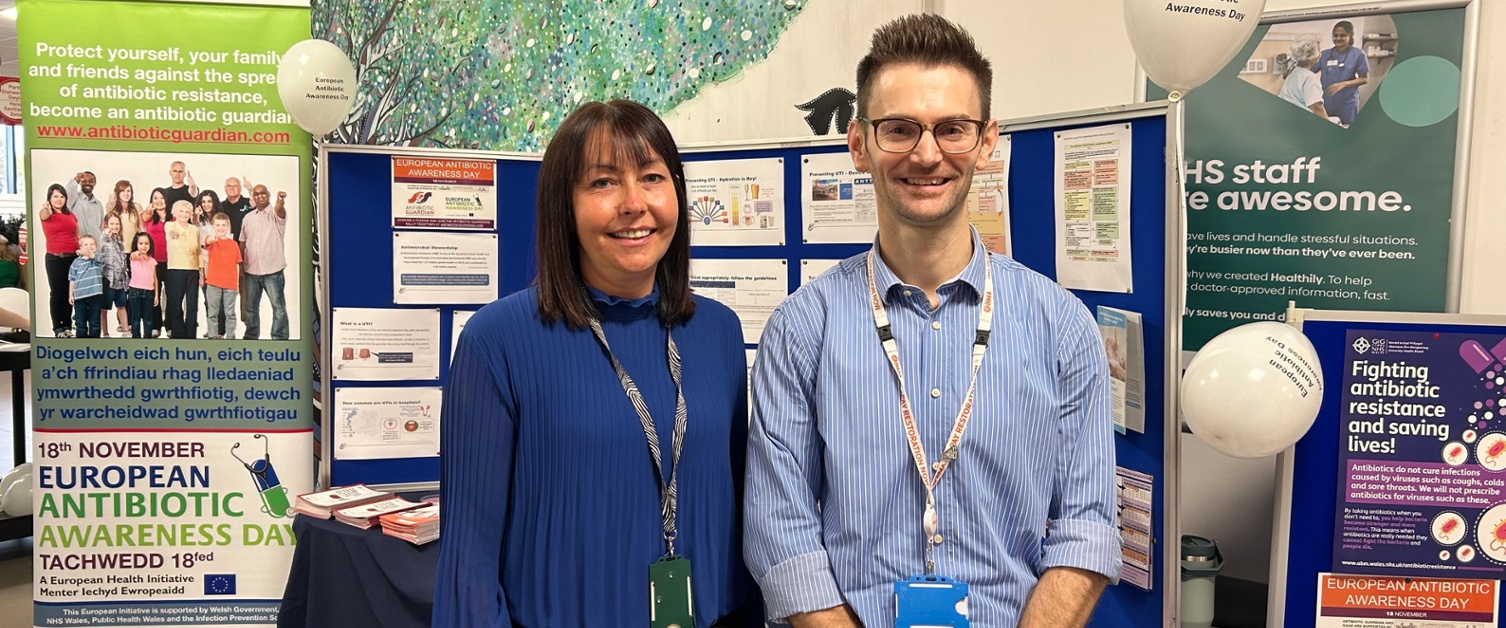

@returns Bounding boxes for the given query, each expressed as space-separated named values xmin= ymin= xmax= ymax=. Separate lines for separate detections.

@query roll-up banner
xmin=19 ymin=0 xmax=314 ymax=625
xmin=1154 ymin=5 xmax=1470 ymax=350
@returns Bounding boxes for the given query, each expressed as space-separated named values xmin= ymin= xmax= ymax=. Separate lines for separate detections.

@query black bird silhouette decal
xmin=796 ymin=88 xmax=857 ymax=135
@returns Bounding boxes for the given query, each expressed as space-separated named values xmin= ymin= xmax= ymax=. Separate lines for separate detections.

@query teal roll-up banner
xmin=1154 ymin=7 xmax=1467 ymax=351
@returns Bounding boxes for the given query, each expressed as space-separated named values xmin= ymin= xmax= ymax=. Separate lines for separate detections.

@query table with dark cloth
xmin=278 ymin=511 xmax=439 ymax=628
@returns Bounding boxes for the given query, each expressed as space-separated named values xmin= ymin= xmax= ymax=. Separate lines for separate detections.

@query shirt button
xmin=930 ymin=388 xmax=941 ymax=398
xmin=931 ymin=321 xmax=941 ymax=330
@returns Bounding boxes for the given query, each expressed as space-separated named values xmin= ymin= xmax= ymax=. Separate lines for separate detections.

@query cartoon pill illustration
xmin=1463 ymin=340 xmax=1496 ymax=372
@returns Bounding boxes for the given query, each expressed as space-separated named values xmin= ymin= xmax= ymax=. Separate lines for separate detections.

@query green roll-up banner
xmin=1155 ymin=7 xmax=1466 ymax=351
xmin=20 ymin=0 xmax=314 ymax=625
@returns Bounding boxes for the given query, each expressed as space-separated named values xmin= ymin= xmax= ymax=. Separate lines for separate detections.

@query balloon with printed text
xmin=275 ymin=39 xmax=356 ymax=137
xmin=1124 ymin=0 xmax=1267 ymax=94
xmin=1182 ymin=321 xmax=1324 ymax=458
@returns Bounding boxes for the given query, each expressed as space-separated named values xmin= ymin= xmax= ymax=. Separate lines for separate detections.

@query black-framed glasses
xmin=859 ymin=117 xmax=987 ymax=154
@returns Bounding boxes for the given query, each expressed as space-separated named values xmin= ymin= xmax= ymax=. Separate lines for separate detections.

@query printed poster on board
xmin=391 ymin=156 xmax=497 ymax=230
xmin=1160 ymin=7 xmax=1467 ymax=350
xmin=1333 ymin=329 xmax=1506 ymax=578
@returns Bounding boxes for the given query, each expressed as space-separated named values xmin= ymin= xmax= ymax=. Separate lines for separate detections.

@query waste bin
xmin=1181 ymin=534 xmax=1223 ymax=628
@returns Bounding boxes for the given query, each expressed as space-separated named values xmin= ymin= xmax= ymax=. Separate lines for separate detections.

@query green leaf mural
xmin=314 ymin=0 xmax=809 ymax=150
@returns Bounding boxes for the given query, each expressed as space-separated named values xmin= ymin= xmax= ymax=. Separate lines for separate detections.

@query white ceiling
xmin=0 ymin=0 xmax=15 ymax=79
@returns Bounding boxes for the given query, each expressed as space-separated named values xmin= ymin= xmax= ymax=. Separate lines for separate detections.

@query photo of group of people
xmin=1239 ymin=16 xmax=1398 ymax=126
xmin=28 ymin=150 xmax=302 ymax=340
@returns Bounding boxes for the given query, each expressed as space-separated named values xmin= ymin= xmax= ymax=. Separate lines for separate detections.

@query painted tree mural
xmin=313 ymin=0 xmax=809 ymax=151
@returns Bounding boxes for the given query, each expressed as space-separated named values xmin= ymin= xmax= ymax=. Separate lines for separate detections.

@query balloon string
xmin=1173 ymin=97 xmax=1188 ymax=369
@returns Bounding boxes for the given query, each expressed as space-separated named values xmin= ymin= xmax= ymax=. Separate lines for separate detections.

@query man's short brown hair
xmin=855 ymin=14 xmax=993 ymax=119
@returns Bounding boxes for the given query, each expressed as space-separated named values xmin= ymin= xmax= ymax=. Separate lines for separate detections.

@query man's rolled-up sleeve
xmin=744 ymin=306 xmax=847 ymax=621
xmin=1042 ymin=301 xmax=1123 ymax=582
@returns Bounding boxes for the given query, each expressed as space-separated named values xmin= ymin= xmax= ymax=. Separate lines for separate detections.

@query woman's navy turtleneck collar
xmin=587 ymin=284 xmax=660 ymax=321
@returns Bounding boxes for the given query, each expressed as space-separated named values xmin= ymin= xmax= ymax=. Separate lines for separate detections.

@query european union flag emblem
xmin=204 ymin=574 xmax=237 ymax=595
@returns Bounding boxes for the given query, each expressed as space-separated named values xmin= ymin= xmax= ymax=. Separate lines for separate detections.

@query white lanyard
xmin=865 ymin=250 xmax=994 ymax=571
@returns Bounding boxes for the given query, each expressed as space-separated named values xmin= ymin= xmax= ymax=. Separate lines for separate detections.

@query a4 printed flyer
xmin=1333 ymin=329 xmax=1506 ymax=578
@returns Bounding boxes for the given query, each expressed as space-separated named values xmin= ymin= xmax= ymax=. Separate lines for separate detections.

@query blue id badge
xmin=894 ymin=575 xmax=969 ymax=627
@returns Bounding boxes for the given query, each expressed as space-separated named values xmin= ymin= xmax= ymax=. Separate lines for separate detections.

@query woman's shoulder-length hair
xmin=534 ymin=99 xmax=695 ymax=328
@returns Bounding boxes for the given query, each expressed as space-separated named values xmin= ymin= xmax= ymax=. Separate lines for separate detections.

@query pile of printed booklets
xmin=295 ymin=484 xmax=441 ymax=545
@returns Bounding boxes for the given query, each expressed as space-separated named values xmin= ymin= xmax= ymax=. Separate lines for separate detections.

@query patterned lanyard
xmin=865 ymin=250 xmax=994 ymax=571
xmin=588 ymin=319 xmax=689 ymax=556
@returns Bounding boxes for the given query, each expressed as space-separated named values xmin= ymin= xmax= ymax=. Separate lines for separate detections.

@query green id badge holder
xmin=649 ymin=555 xmax=694 ymax=628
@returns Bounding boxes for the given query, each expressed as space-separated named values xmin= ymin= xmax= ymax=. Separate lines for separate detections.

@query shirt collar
xmin=870 ymin=228 xmax=988 ymax=304
xmin=586 ymin=284 xmax=660 ymax=321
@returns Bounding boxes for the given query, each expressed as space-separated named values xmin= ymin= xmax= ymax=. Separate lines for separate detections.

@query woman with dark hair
xmin=38 ymin=182 xmax=78 ymax=336
xmin=140 ymin=188 xmax=170 ymax=337
xmin=434 ymin=100 xmax=757 ymax=626
xmin=196 ymin=189 xmax=222 ymax=337
xmin=1319 ymin=20 xmax=1370 ymax=126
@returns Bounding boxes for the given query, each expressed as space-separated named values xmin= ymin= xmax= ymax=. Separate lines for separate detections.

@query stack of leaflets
xmin=380 ymin=503 xmax=441 ymax=545
xmin=294 ymin=485 xmax=392 ymax=519
xmin=333 ymin=497 xmax=425 ymax=530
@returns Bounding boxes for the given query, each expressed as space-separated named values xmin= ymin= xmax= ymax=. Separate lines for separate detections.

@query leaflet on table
xmin=1332 ymin=330 xmax=1506 ymax=578
xmin=333 ymin=496 xmax=424 ymax=529
xmin=391 ymin=231 xmax=498 ymax=304
xmin=800 ymin=152 xmax=875 ymax=244
xmin=294 ymin=485 xmax=392 ymax=519
xmin=1054 ymin=124 xmax=1133 ymax=293
xmin=1115 ymin=465 xmax=1153 ymax=591
xmin=450 ymin=310 xmax=475 ymax=366
xmin=801 ymin=258 xmax=842 ymax=286
xmin=391 ymin=156 xmax=497 ymax=230
xmin=330 ymin=307 xmax=440 ymax=381
xmin=333 ymin=387 xmax=443 ymax=461
xmin=684 ymin=157 xmax=784 ymax=246
xmin=1315 ymin=573 xmax=1497 ymax=627
xmin=968 ymin=135 xmax=1012 ymax=255
xmin=1097 ymin=306 xmax=1145 ymax=434
xmin=688 ymin=258 xmax=788 ymax=344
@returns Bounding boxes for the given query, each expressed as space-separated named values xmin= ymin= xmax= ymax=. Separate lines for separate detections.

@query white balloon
xmin=0 ymin=462 xmax=31 ymax=495
xmin=276 ymin=39 xmax=357 ymax=137
xmin=1 ymin=473 xmax=31 ymax=516
xmin=1182 ymin=322 xmax=1323 ymax=458
xmin=0 ymin=287 xmax=28 ymax=324
xmin=1123 ymin=0 xmax=1267 ymax=93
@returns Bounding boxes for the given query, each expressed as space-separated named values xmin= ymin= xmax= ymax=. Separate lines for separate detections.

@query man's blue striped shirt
xmin=744 ymin=235 xmax=1121 ymax=625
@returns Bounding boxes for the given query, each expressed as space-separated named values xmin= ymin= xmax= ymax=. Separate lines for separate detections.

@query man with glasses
xmin=745 ymin=14 xmax=1120 ymax=627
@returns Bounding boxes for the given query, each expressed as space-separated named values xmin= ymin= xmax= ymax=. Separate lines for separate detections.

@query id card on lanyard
xmin=865 ymin=250 xmax=993 ymax=626
xmin=588 ymin=319 xmax=696 ymax=627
